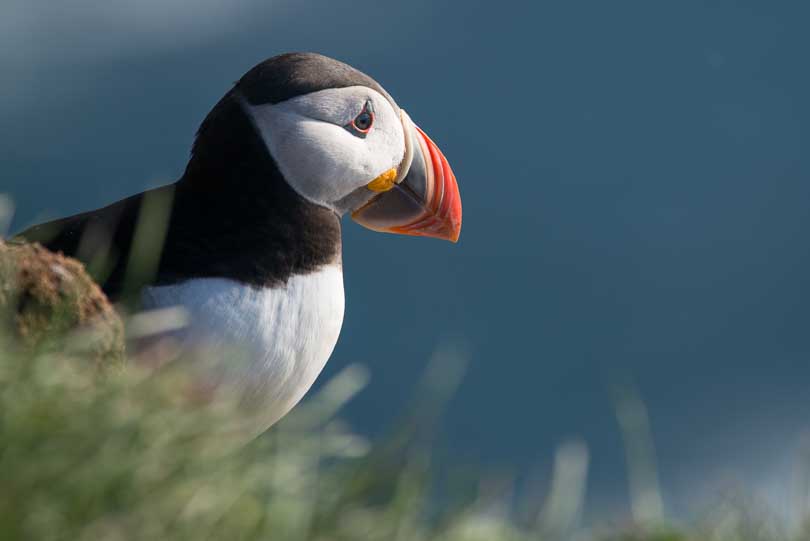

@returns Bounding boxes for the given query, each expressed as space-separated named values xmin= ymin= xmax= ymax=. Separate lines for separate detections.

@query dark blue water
xmin=3 ymin=0 xmax=810 ymax=520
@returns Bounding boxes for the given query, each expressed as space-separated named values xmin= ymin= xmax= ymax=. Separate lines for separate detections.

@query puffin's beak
xmin=351 ymin=111 xmax=462 ymax=242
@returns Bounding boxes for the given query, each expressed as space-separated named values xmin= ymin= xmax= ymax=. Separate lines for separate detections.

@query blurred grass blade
xmin=289 ymin=363 xmax=370 ymax=427
xmin=0 ymin=194 xmax=15 ymax=237
xmin=127 ymin=306 xmax=190 ymax=339
xmin=77 ymin=221 xmax=120 ymax=287
xmin=422 ymin=341 xmax=468 ymax=399
xmin=612 ymin=381 xmax=665 ymax=526
xmin=538 ymin=439 xmax=589 ymax=538
xmin=122 ymin=186 xmax=174 ymax=300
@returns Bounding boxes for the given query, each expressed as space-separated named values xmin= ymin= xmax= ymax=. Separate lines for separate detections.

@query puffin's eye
xmin=353 ymin=111 xmax=373 ymax=131
xmin=346 ymin=101 xmax=375 ymax=137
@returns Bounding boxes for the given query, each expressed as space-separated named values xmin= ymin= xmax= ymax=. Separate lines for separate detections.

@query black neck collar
xmin=153 ymin=91 xmax=342 ymax=289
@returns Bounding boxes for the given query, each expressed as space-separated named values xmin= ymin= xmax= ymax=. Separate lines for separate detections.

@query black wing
xmin=14 ymin=192 xmax=146 ymax=302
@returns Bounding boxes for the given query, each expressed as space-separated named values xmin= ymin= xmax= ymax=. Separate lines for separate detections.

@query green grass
xmin=0 ymin=188 xmax=802 ymax=541
xmin=0 ymin=332 xmax=806 ymax=541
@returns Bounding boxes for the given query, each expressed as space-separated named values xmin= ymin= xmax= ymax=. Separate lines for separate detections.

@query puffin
xmin=17 ymin=52 xmax=461 ymax=432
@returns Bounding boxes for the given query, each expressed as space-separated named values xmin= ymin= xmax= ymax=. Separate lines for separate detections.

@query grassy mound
xmin=0 ymin=240 xmax=124 ymax=367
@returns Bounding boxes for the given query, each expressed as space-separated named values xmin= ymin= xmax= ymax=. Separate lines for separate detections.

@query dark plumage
xmin=238 ymin=52 xmax=396 ymax=107
xmin=12 ymin=51 xmax=462 ymax=432
xmin=17 ymin=54 xmax=360 ymax=301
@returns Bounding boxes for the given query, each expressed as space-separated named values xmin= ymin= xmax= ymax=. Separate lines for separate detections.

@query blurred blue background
xmin=3 ymin=0 xmax=810 ymax=521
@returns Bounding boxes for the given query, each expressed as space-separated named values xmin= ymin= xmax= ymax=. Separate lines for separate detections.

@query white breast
xmin=140 ymin=264 xmax=345 ymax=430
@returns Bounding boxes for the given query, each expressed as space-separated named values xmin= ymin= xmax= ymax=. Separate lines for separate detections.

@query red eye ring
xmin=352 ymin=110 xmax=374 ymax=133
xmin=346 ymin=100 xmax=375 ymax=137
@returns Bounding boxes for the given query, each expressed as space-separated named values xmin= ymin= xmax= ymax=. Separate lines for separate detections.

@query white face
xmin=242 ymin=86 xmax=406 ymax=212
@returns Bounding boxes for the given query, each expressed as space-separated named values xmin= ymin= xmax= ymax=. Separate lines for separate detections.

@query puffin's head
xmin=232 ymin=52 xmax=462 ymax=242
